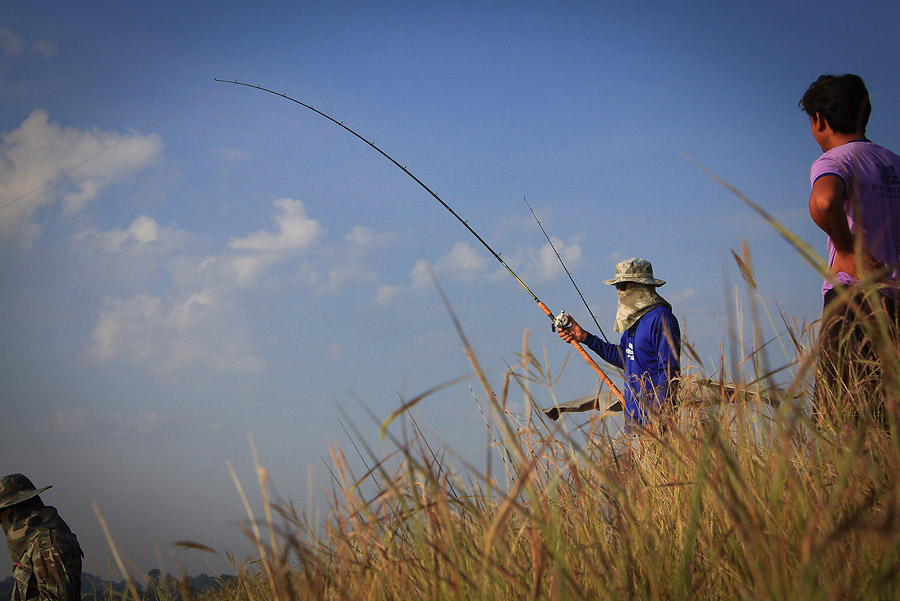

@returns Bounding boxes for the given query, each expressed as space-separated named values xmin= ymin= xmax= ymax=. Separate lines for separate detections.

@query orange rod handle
xmin=536 ymin=301 xmax=624 ymax=403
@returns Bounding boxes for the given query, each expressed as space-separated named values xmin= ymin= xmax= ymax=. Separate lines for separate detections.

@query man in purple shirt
xmin=800 ymin=73 xmax=900 ymax=425
xmin=557 ymin=258 xmax=680 ymax=433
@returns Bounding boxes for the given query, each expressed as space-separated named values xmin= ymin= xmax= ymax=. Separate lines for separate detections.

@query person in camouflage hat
xmin=0 ymin=474 xmax=82 ymax=601
xmin=557 ymin=258 xmax=680 ymax=432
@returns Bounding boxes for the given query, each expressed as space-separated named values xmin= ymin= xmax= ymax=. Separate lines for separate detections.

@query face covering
xmin=614 ymin=283 xmax=671 ymax=333
xmin=1 ymin=499 xmax=64 ymax=564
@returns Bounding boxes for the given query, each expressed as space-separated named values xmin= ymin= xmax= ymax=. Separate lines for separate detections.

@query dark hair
xmin=799 ymin=74 xmax=871 ymax=135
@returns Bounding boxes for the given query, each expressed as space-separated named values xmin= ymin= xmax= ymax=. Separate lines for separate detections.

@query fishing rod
xmin=523 ymin=197 xmax=609 ymax=343
xmin=214 ymin=79 xmax=623 ymax=405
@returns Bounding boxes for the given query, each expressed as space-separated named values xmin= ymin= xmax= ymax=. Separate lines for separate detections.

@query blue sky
xmin=3 ymin=0 xmax=900 ymax=579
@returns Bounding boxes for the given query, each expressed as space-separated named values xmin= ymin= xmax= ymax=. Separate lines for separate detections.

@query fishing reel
xmin=552 ymin=310 xmax=571 ymax=332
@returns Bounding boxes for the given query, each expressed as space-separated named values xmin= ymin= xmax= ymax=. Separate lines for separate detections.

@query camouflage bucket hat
xmin=0 ymin=474 xmax=51 ymax=510
xmin=603 ymin=257 xmax=666 ymax=287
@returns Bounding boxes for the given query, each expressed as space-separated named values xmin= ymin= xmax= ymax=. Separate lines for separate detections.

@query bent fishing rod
xmin=215 ymin=78 xmax=623 ymax=405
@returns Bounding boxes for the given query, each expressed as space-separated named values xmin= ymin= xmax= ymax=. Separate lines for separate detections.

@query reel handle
xmin=552 ymin=310 xmax=570 ymax=332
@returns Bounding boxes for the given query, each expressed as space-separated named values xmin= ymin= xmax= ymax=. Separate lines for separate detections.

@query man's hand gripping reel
xmin=540 ymin=305 xmax=624 ymax=410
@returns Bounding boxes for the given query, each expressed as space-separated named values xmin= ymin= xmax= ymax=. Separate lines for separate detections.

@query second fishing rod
xmin=216 ymin=79 xmax=624 ymax=406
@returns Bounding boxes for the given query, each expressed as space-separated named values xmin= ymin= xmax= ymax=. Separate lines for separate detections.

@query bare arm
xmin=808 ymin=174 xmax=882 ymax=278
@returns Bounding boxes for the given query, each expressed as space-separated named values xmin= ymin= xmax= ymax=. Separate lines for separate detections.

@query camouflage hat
xmin=603 ymin=257 xmax=666 ymax=287
xmin=0 ymin=474 xmax=51 ymax=510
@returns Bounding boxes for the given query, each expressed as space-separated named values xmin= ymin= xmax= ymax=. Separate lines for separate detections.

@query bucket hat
xmin=603 ymin=257 xmax=666 ymax=287
xmin=0 ymin=474 xmax=51 ymax=510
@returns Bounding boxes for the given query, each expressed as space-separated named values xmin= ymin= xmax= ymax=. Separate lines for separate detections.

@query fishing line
xmin=523 ymin=196 xmax=610 ymax=343
xmin=215 ymin=78 xmax=624 ymax=405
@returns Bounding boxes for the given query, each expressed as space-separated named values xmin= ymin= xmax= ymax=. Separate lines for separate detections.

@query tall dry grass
xmin=98 ymin=170 xmax=900 ymax=600
xmin=173 ymin=258 xmax=899 ymax=601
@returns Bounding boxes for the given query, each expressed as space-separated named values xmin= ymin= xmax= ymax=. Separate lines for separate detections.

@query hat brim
xmin=603 ymin=277 xmax=666 ymax=287
xmin=0 ymin=485 xmax=51 ymax=509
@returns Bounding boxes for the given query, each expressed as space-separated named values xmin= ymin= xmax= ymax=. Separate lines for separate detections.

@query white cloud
xmin=229 ymin=253 xmax=277 ymax=286
xmin=0 ymin=28 xmax=24 ymax=56
xmin=344 ymin=225 xmax=400 ymax=249
xmin=89 ymin=291 xmax=262 ymax=373
xmin=76 ymin=200 xmax=403 ymax=372
xmin=377 ymin=232 xmax=589 ymax=309
xmin=406 ymin=236 xmax=581 ymax=293
xmin=608 ymin=250 xmax=627 ymax=264
xmin=224 ymin=199 xmax=325 ymax=284
xmin=210 ymin=147 xmax=250 ymax=162
xmin=167 ymin=292 xmax=213 ymax=329
xmin=204 ymin=343 xmax=264 ymax=373
xmin=409 ymin=258 xmax=432 ymax=289
xmin=108 ymin=411 xmax=161 ymax=436
xmin=0 ymin=109 xmax=162 ymax=241
xmin=86 ymin=228 xmax=131 ymax=253
xmin=129 ymin=215 xmax=159 ymax=243
xmin=0 ymin=28 xmax=55 ymax=58
xmin=73 ymin=215 xmax=163 ymax=252
xmin=670 ymin=287 xmax=696 ymax=303
xmin=225 ymin=202 xmax=403 ymax=292
xmin=74 ymin=200 xmax=330 ymax=373
xmin=304 ymin=225 xmax=403 ymax=296
xmin=53 ymin=409 xmax=89 ymax=433
xmin=440 ymin=241 xmax=488 ymax=277
xmin=531 ymin=235 xmax=583 ymax=283
xmin=228 ymin=198 xmax=323 ymax=252
xmin=91 ymin=294 xmax=162 ymax=362
xmin=159 ymin=338 xmax=203 ymax=372
xmin=32 ymin=39 xmax=56 ymax=59
xmin=53 ymin=408 xmax=162 ymax=436
xmin=385 ymin=241 xmax=492 ymax=301
xmin=316 ymin=263 xmax=373 ymax=295
xmin=374 ymin=284 xmax=400 ymax=307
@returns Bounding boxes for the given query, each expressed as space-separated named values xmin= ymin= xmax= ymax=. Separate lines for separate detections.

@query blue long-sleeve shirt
xmin=583 ymin=305 xmax=680 ymax=425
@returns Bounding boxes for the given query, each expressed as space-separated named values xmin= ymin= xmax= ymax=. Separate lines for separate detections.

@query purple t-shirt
xmin=810 ymin=140 xmax=900 ymax=298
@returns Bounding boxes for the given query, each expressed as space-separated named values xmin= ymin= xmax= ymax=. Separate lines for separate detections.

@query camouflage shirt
xmin=3 ymin=504 xmax=82 ymax=601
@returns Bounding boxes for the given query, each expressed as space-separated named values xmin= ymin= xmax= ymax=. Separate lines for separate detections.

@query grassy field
xmin=107 ymin=263 xmax=900 ymax=601
xmin=96 ymin=173 xmax=900 ymax=599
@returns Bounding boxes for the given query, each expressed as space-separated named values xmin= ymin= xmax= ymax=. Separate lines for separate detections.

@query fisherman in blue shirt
xmin=557 ymin=258 xmax=680 ymax=433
